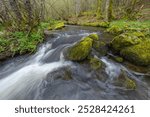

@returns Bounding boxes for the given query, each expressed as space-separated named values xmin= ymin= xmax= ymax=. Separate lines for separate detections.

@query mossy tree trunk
xmin=96 ymin=0 xmax=102 ymax=19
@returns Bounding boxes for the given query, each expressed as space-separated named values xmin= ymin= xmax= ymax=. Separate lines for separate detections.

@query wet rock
xmin=46 ymin=67 xmax=72 ymax=81
xmin=89 ymin=57 xmax=102 ymax=70
xmin=114 ymin=71 xmax=136 ymax=90
xmin=65 ymin=37 xmax=93 ymax=61
xmin=120 ymin=40 xmax=150 ymax=66
xmin=93 ymin=41 xmax=107 ymax=56
xmin=88 ymin=33 xmax=99 ymax=41
xmin=114 ymin=56 xmax=123 ymax=63
xmin=111 ymin=32 xmax=142 ymax=51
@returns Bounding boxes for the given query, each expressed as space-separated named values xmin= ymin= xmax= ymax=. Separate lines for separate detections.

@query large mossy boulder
xmin=66 ymin=37 xmax=93 ymax=61
xmin=120 ymin=40 xmax=150 ymax=66
xmin=111 ymin=32 xmax=142 ymax=51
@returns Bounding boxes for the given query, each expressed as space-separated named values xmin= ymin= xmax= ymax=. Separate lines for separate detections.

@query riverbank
xmin=0 ymin=20 xmax=65 ymax=61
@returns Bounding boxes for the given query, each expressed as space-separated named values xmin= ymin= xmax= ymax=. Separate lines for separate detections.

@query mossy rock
xmin=99 ymin=21 xmax=110 ymax=28
xmin=115 ymin=71 xmax=136 ymax=90
xmin=114 ymin=56 xmax=124 ymax=63
xmin=53 ymin=22 xmax=65 ymax=30
xmin=93 ymin=41 xmax=107 ymax=56
xmin=120 ymin=40 xmax=150 ymax=66
xmin=124 ymin=78 xmax=136 ymax=90
xmin=89 ymin=57 xmax=102 ymax=70
xmin=107 ymin=25 xmax=123 ymax=34
xmin=66 ymin=37 xmax=93 ymax=61
xmin=111 ymin=33 xmax=142 ymax=51
xmin=88 ymin=33 xmax=99 ymax=41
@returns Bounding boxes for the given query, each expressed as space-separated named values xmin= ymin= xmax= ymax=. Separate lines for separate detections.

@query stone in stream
xmin=65 ymin=36 xmax=93 ymax=61
xmin=120 ymin=40 xmax=150 ymax=66
xmin=110 ymin=32 xmax=150 ymax=66
xmin=111 ymin=32 xmax=142 ymax=52
xmin=89 ymin=57 xmax=102 ymax=70
xmin=65 ymin=33 xmax=107 ymax=61
xmin=113 ymin=70 xmax=136 ymax=90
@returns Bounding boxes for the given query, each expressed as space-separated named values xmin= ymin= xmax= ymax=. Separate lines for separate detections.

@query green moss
xmin=66 ymin=37 xmax=93 ymax=61
xmin=90 ymin=57 xmax=102 ymax=70
xmin=40 ymin=20 xmax=65 ymax=30
xmin=111 ymin=32 xmax=142 ymax=51
xmin=81 ymin=21 xmax=109 ymax=28
xmin=107 ymin=25 xmax=123 ymax=34
xmin=107 ymin=20 xmax=150 ymax=35
xmin=99 ymin=21 xmax=110 ymax=28
xmin=117 ymin=71 xmax=136 ymax=90
xmin=88 ymin=33 xmax=99 ymax=41
xmin=114 ymin=56 xmax=124 ymax=63
xmin=125 ymin=78 xmax=136 ymax=90
xmin=120 ymin=40 xmax=150 ymax=66
xmin=53 ymin=22 xmax=65 ymax=30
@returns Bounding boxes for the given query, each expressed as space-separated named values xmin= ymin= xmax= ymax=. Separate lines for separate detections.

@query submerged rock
xmin=121 ymin=40 xmax=150 ymax=66
xmin=114 ymin=71 xmax=136 ymax=90
xmin=89 ymin=57 xmax=102 ymax=70
xmin=65 ymin=37 xmax=93 ymax=61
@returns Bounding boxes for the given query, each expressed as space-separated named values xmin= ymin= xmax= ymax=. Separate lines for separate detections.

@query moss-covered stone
xmin=88 ymin=33 xmax=99 ymax=41
xmin=99 ymin=21 xmax=110 ymax=28
xmin=114 ymin=56 xmax=124 ymax=63
xmin=120 ymin=40 xmax=150 ymax=66
xmin=125 ymin=78 xmax=136 ymax=90
xmin=53 ymin=22 xmax=65 ymax=30
xmin=107 ymin=25 xmax=123 ymax=34
xmin=47 ymin=22 xmax=65 ymax=30
xmin=66 ymin=37 xmax=93 ymax=61
xmin=116 ymin=71 xmax=136 ymax=90
xmin=89 ymin=57 xmax=102 ymax=70
xmin=111 ymin=32 xmax=142 ymax=51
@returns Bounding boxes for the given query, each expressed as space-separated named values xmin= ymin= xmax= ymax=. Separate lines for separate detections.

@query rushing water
xmin=0 ymin=25 xmax=149 ymax=100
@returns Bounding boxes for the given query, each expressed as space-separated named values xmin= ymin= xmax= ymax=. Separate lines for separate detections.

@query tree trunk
xmin=23 ymin=0 xmax=32 ymax=25
xmin=105 ymin=0 xmax=113 ymax=21
xmin=97 ymin=0 xmax=102 ymax=19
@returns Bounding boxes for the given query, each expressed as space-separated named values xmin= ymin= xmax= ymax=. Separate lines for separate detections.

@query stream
xmin=0 ymin=25 xmax=149 ymax=100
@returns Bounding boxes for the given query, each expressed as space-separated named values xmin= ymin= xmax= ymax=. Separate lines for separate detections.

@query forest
xmin=0 ymin=0 xmax=149 ymax=100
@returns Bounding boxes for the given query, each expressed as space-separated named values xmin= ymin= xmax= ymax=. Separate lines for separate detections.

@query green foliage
xmin=0 ymin=31 xmax=43 ymax=56
xmin=107 ymin=20 xmax=150 ymax=35
xmin=40 ymin=19 xmax=65 ymax=30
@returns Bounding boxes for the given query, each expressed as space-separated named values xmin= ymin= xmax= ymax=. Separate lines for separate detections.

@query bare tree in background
xmin=9 ymin=0 xmax=23 ymax=23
